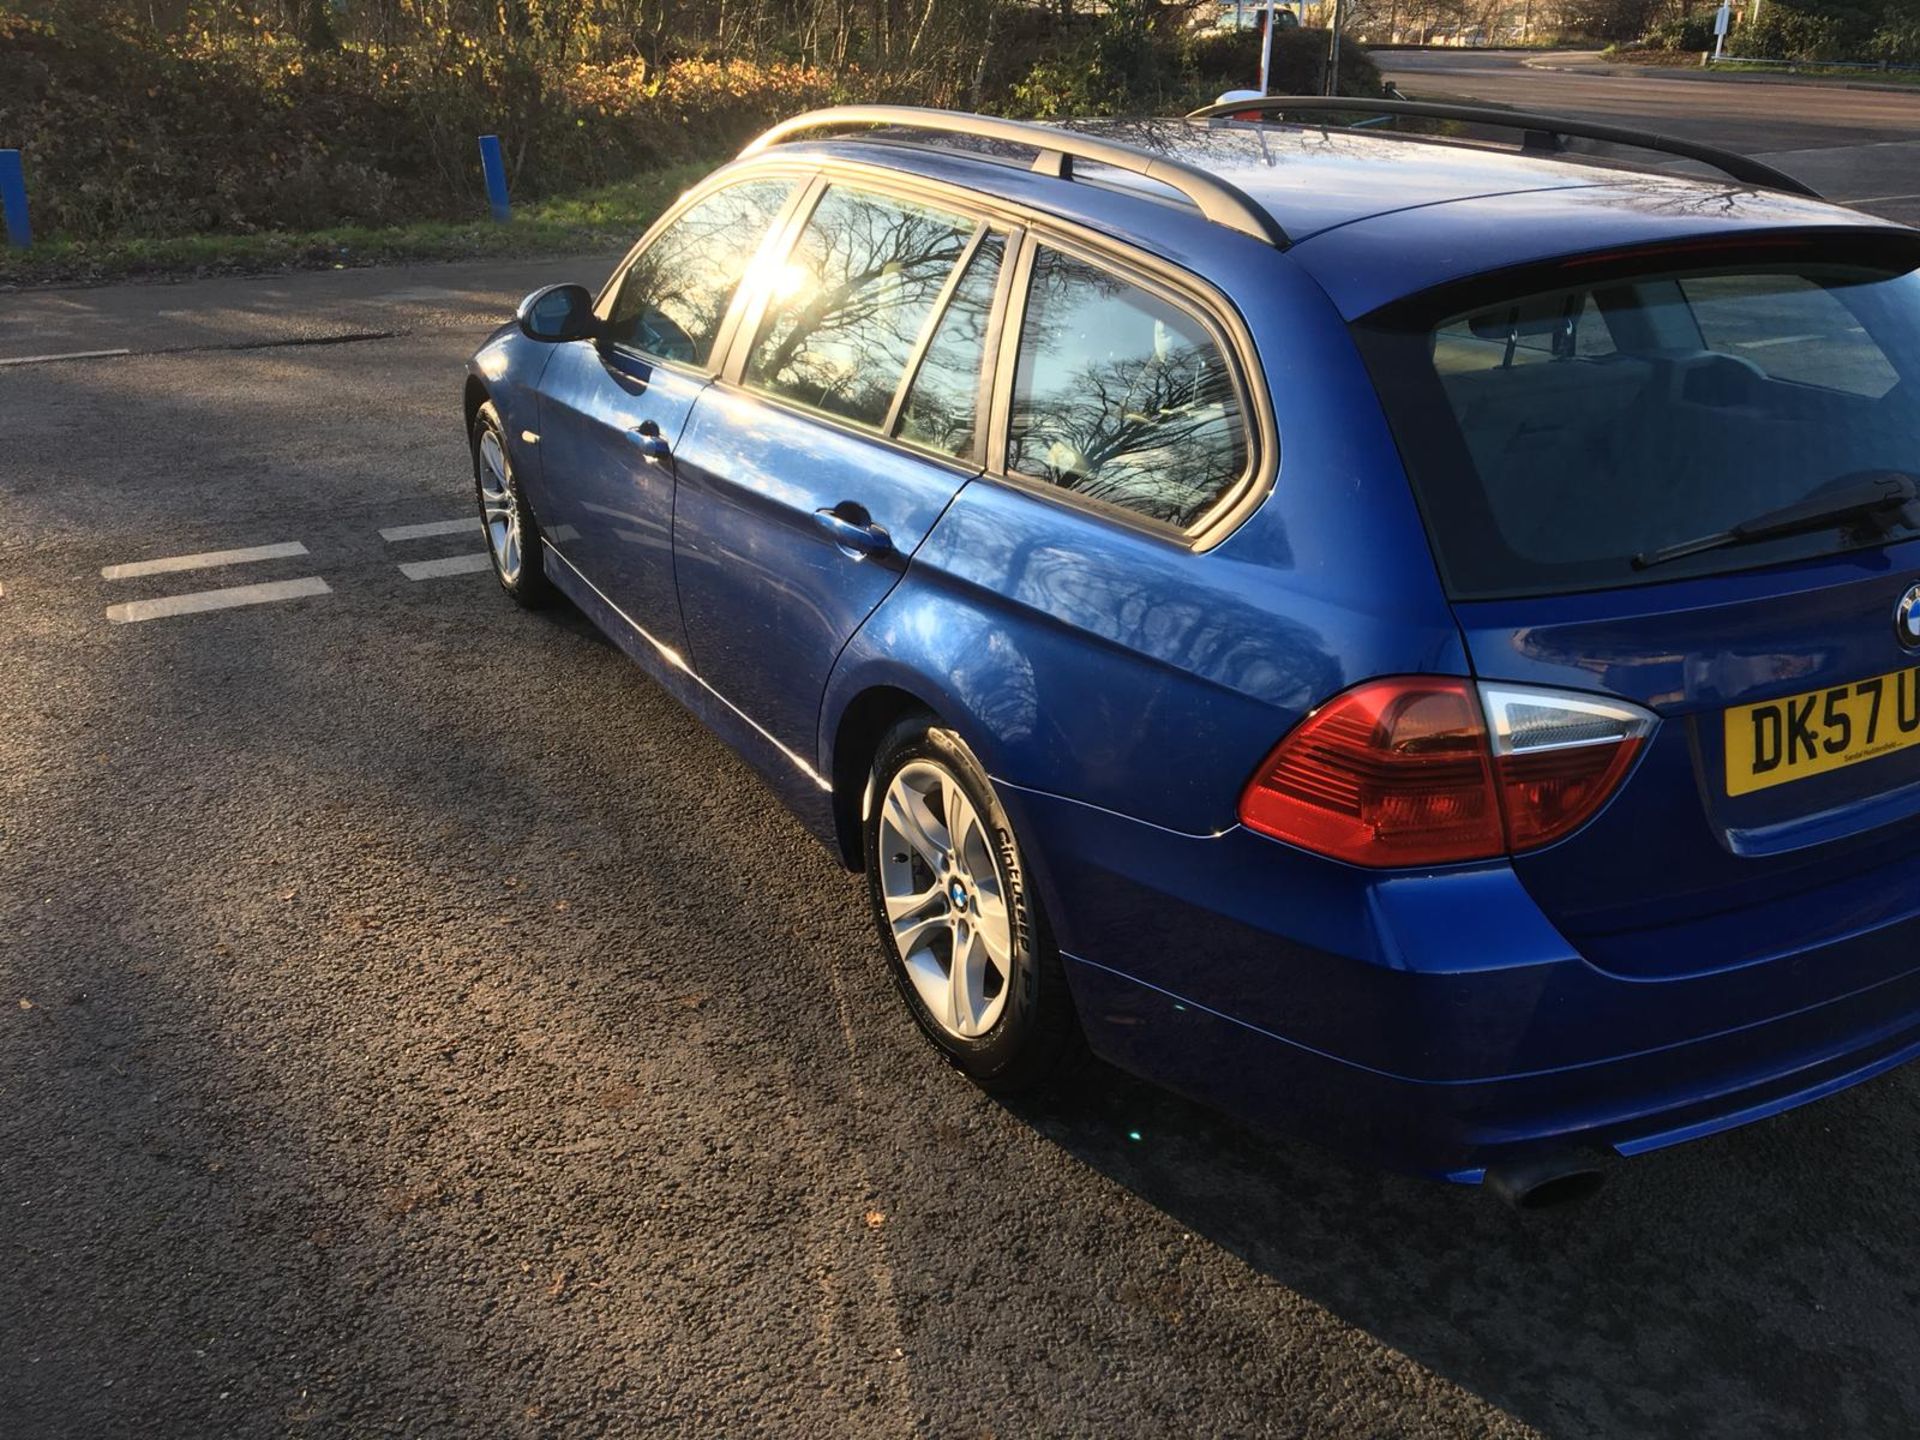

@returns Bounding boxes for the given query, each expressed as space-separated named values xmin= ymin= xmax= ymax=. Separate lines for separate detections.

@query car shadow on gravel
xmin=465 ymin=543 xmax=1916 ymax=1434
xmin=1000 ymin=1050 xmax=1920 ymax=1439
xmin=10 ymin=491 xmax=1917 ymax=1439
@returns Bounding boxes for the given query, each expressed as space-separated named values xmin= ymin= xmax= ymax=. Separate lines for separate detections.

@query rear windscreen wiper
xmin=1632 ymin=471 xmax=1920 ymax=571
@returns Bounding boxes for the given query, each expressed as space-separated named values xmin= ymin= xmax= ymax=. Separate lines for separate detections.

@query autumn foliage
xmin=0 ymin=2 xmax=1374 ymax=243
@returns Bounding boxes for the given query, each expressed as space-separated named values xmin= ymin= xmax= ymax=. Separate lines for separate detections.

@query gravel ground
xmin=3 ymin=259 xmax=1919 ymax=1439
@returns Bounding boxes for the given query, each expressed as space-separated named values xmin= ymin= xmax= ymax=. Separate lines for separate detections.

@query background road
xmin=5 ymin=66 xmax=1920 ymax=1437
xmin=1384 ymin=48 xmax=1920 ymax=226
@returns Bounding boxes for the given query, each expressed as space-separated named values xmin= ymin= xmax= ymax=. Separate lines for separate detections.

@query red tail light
xmin=1238 ymin=678 xmax=1653 ymax=868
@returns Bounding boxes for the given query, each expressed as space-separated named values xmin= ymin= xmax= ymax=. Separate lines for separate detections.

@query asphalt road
xmin=1383 ymin=48 xmax=1920 ymax=225
xmin=5 ymin=91 xmax=1920 ymax=1435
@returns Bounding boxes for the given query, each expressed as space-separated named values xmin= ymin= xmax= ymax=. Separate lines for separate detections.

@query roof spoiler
xmin=1186 ymin=96 xmax=1823 ymax=199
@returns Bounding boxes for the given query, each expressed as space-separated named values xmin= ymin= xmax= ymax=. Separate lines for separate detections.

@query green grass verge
xmin=1604 ymin=47 xmax=1920 ymax=83
xmin=0 ymin=164 xmax=713 ymax=287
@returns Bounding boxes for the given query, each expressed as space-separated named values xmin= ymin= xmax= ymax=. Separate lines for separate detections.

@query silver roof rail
xmin=739 ymin=105 xmax=1291 ymax=248
xmin=1186 ymin=95 xmax=1822 ymax=199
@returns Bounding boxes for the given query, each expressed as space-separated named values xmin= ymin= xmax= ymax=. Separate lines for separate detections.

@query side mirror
xmin=516 ymin=284 xmax=598 ymax=342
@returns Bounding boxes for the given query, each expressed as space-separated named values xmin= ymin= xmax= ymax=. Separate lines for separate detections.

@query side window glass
xmin=605 ymin=178 xmax=795 ymax=366
xmin=1008 ymin=247 xmax=1250 ymax=529
xmin=895 ymin=234 xmax=1005 ymax=459
xmin=745 ymin=186 xmax=976 ymax=430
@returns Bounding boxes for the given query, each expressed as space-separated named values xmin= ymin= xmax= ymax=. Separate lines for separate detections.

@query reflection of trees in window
xmin=896 ymin=235 xmax=1004 ymax=458
xmin=1009 ymin=249 xmax=1248 ymax=530
xmin=747 ymin=187 xmax=975 ymax=430
xmin=606 ymin=179 xmax=794 ymax=365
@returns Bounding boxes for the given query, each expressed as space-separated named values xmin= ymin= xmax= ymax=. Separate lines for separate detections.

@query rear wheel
xmin=864 ymin=718 xmax=1078 ymax=1092
xmin=471 ymin=401 xmax=553 ymax=607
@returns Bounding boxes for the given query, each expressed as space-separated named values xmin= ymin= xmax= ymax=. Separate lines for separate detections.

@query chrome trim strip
xmin=882 ymin=221 xmax=988 ymax=440
xmin=1476 ymin=682 xmax=1657 ymax=757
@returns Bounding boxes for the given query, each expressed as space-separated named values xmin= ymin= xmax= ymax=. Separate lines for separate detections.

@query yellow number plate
xmin=1725 ymin=667 xmax=1920 ymax=796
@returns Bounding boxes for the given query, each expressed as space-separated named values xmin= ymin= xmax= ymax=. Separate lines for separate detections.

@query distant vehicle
xmin=465 ymin=98 xmax=1920 ymax=1207
xmin=1195 ymin=0 xmax=1300 ymax=31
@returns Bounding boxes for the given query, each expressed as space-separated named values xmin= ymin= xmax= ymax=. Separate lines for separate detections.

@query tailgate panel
xmin=1454 ymin=546 xmax=1920 ymax=980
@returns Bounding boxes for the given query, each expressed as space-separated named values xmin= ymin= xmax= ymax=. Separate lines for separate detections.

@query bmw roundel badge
xmin=1899 ymin=584 xmax=1920 ymax=650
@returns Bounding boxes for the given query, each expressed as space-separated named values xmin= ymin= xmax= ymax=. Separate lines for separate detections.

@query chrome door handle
xmin=813 ymin=506 xmax=893 ymax=558
xmin=628 ymin=422 xmax=671 ymax=464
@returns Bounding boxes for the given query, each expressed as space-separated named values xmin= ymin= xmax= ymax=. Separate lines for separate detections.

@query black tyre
xmin=471 ymin=400 xmax=554 ymax=608
xmin=863 ymin=717 xmax=1078 ymax=1092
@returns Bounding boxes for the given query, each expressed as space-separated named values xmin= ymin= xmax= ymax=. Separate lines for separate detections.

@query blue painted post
xmin=478 ymin=135 xmax=510 ymax=224
xmin=0 ymin=150 xmax=30 ymax=250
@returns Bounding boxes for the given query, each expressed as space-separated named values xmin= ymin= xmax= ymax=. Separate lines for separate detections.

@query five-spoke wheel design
xmin=477 ymin=426 xmax=522 ymax=584
xmin=877 ymin=759 xmax=1015 ymax=1040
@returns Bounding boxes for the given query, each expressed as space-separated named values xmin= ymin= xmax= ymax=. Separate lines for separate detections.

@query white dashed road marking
xmin=84 ymin=507 xmax=500 ymax=622
xmin=380 ymin=517 xmax=483 ymax=543
xmin=105 ymin=576 xmax=331 ymax=624
xmin=398 ymin=553 xmax=493 ymax=581
xmin=1733 ymin=334 xmax=1823 ymax=351
xmin=0 ymin=348 xmax=133 ymax=368
xmin=101 ymin=540 xmax=310 ymax=581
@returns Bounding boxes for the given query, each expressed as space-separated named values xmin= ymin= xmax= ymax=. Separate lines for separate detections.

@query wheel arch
xmin=827 ymin=683 xmax=938 ymax=871
xmin=463 ymin=373 xmax=492 ymax=432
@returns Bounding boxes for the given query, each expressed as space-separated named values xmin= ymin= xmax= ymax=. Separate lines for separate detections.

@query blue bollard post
xmin=478 ymin=135 xmax=510 ymax=224
xmin=0 ymin=150 xmax=30 ymax=250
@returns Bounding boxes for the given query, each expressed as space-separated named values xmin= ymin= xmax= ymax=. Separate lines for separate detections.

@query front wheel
xmin=471 ymin=400 xmax=554 ymax=608
xmin=863 ymin=718 xmax=1078 ymax=1092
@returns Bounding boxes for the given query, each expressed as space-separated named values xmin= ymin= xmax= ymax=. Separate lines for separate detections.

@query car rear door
xmin=1358 ymin=241 xmax=1920 ymax=989
xmin=671 ymin=177 xmax=1016 ymax=755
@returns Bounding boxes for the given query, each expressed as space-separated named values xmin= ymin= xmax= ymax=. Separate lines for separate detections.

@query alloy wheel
xmin=478 ymin=428 xmax=522 ymax=583
xmin=877 ymin=759 xmax=1016 ymax=1039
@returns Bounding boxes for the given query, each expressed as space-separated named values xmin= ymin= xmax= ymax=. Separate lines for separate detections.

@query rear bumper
xmin=1066 ymin=948 xmax=1920 ymax=1179
xmin=998 ymin=779 xmax=1920 ymax=1179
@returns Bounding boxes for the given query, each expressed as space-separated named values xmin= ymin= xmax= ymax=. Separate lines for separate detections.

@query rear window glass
xmin=1361 ymin=262 xmax=1920 ymax=598
xmin=1682 ymin=273 xmax=1899 ymax=397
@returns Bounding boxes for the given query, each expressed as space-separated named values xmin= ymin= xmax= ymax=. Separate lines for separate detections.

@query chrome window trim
xmin=989 ymin=224 xmax=1276 ymax=552
xmin=716 ymin=171 xmax=831 ymax=390
xmin=611 ymin=151 xmax=1279 ymax=551
xmin=694 ymin=371 xmax=990 ymax=485
xmin=882 ymin=222 xmax=989 ymax=441
xmin=712 ymin=163 xmax=1024 ymax=474
xmin=967 ymin=222 xmax=1023 ymax=477
xmin=722 ymin=175 xmax=1000 ymax=455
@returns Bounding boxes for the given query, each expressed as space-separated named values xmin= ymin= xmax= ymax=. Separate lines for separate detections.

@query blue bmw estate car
xmin=466 ymin=99 xmax=1920 ymax=1203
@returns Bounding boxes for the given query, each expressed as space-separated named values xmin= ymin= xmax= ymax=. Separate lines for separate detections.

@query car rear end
xmin=829 ymin=133 xmax=1920 ymax=1185
xmin=1270 ymin=219 xmax=1920 ymax=1178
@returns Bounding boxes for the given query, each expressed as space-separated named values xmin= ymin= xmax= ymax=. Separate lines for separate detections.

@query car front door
xmin=671 ymin=181 xmax=1015 ymax=754
xmin=534 ymin=175 xmax=801 ymax=651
